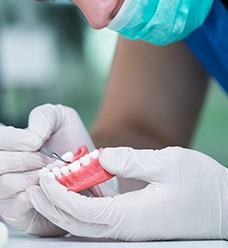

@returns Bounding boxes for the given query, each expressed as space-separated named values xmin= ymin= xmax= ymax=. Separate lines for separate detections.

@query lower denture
xmin=52 ymin=145 xmax=114 ymax=192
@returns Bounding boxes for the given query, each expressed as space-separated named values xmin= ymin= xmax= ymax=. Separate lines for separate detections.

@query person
xmin=0 ymin=0 xmax=227 ymax=241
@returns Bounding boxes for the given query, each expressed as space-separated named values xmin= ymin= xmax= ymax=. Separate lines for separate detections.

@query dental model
xmin=45 ymin=145 xmax=114 ymax=192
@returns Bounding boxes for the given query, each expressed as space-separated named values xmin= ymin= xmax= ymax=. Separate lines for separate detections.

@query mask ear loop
xmin=34 ymin=0 xmax=73 ymax=4
xmin=33 ymin=0 xmax=48 ymax=2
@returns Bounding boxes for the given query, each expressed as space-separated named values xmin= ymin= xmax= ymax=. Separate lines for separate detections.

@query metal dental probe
xmin=39 ymin=146 xmax=71 ymax=163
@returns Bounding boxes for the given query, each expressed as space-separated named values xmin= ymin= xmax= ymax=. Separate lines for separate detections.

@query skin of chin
xmin=71 ymin=0 xmax=124 ymax=29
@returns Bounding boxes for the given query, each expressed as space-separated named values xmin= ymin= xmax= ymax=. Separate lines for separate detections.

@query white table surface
xmin=4 ymin=227 xmax=228 ymax=248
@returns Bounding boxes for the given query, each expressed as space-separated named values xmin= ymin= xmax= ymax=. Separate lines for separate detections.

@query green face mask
xmin=108 ymin=0 xmax=214 ymax=45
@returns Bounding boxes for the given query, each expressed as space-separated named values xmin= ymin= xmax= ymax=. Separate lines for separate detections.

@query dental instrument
xmin=39 ymin=146 xmax=71 ymax=164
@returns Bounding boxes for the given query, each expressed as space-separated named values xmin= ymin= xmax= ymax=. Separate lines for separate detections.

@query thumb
xmin=0 ymin=126 xmax=42 ymax=151
xmin=99 ymin=147 xmax=163 ymax=182
xmin=28 ymin=104 xmax=63 ymax=141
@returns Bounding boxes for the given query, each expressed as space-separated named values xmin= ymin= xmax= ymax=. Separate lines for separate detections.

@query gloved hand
xmin=0 ymin=222 xmax=8 ymax=247
xmin=0 ymin=124 xmax=57 ymax=236
xmin=0 ymin=104 xmax=113 ymax=236
xmin=27 ymin=146 xmax=228 ymax=241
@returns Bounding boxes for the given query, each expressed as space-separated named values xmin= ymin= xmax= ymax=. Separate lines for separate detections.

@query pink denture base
xmin=57 ymin=145 xmax=114 ymax=192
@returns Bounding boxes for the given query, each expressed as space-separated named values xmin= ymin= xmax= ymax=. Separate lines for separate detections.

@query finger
xmin=0 ymin=126 xmax=42 ymax=151
xmin=28 ymin=104 xmax=71 ymax=142
xmin=27 ymin=186 xmax=111 ymax=239
xmin=0 ymin=191 xmax=65 ymax=236
xmin=99 ymin=147 xmax=184 ymax=182
xmin=0 ymin=151 xmax=51 ymax=175
xmin=0 ymin=170 xmax=39 ymax=198
xmin=39 ymin=176 xmax=114 ymax=224
xmin=28 ymin=104 xmax=95 ymax=154
xmin=0 ymin=191 xmax=33 ymax=230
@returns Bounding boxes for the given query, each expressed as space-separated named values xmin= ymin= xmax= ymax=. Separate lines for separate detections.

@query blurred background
xmin=0 ymin=0 xmax=117 ymax=128
xmin=0 ymin=0 xmax=227 ymax=166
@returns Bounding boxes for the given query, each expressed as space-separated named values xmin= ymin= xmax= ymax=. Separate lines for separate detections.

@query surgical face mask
xmin=108 ymin=0 xmax=214 ymax=45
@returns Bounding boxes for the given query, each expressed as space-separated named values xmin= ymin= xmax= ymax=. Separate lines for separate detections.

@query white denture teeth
xmin=61 ymin=152 xmax=74 ymax=162
xmin=79 ymin=154 xmax=91 ymax=166
xmin=52 ymin=167 xmax=62 ymax=178
xmin=48 ymin=172 xmax=55 ymax=179
xmin=60 ymin=166 xmax=70 ymax=176
xmin=89 ymin=149 xmax=99 ymax=159
xmin=68 ymin=160 xmax=81 ymax=172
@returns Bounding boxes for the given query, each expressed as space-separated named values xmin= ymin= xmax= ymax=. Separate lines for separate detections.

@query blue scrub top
xmin=185 ymin=0 xmax=228 ymax=93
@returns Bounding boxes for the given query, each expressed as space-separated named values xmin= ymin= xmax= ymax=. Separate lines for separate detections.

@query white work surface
xmin=4 ymin=227 xmax=228 ymax=248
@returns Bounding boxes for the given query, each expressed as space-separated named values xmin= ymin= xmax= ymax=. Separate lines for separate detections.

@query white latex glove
xmin=27 ymin=146 xmax=228 ymax=241
xmin=28 ymin=104 xmax=94 ymax=154
xmin=0 ymin=222 xmax=8 ymax=247
xmin=0 ymin=124 xmax=57 ymax=236
xmin=0 ymin=104 xmax=114 ymax=237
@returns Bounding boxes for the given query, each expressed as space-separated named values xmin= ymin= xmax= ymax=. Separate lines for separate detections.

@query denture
xmin=46 ymin=145 xmax=114 ymax=192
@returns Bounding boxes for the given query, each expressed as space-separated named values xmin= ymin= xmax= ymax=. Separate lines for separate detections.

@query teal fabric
xmin=108 ymin=0 xmax=214 ymax=45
